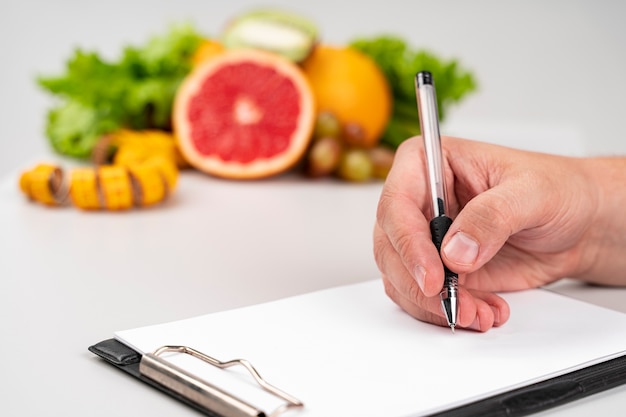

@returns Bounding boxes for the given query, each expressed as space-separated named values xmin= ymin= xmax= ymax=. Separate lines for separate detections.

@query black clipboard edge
xmin=427 ymin=353 xmax=626 ymax=417
xmin=90 ymin=338 xmax=626 ymax=417
xmin=89 ymin=338 xmax=220 ymax=417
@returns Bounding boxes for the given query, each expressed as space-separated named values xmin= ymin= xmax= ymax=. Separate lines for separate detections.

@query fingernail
xmin=413 ymin=265 xmax=426 ymax=292
xmin=443 ymin=232 xmax=479 ymax=266
xmin=490 ymin=306 xmax=501 ymax=326
xmin=468 ymin=316 xmax=481 ymax=331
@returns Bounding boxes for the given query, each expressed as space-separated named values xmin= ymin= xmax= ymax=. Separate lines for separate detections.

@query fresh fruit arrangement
xmin=21 ymin=8 xmax=476 ymax=209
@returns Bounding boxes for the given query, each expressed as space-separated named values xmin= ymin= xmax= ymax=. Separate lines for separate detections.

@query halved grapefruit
xmin=173 ymin=49 xmax=315 ymax=179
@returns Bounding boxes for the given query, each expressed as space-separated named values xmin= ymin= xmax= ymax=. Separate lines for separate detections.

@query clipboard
xmin=89 ymin=339 xmax=302 ymax=417
xmin=89 ymin=338 xmax=626 ymax=417
xmin=88 ymin=281 xmax=626 ymax=417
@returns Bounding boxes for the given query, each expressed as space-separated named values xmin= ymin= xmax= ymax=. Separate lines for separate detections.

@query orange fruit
xmin=301 ymin=45 xmax=392 ymax=148
xmin=173 ymin=49 xmax=315 ymax=179
xmin=191 ymin=39 xmax=225 ymax=67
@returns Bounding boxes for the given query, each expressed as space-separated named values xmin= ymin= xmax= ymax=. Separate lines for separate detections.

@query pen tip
xmin=450 ymin=325 xmax=455 ymax=334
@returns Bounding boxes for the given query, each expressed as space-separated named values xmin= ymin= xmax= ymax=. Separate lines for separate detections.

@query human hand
xmin=373 ymin=136 xmax=600 ymax=331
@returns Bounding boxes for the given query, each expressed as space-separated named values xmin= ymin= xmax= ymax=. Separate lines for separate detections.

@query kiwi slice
xmin=222 ymin=9 xmax=318 ymax=62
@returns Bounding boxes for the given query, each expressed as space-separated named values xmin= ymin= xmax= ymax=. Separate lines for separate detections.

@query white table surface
xmin=2 ymin=166 xmax=626 ymax=416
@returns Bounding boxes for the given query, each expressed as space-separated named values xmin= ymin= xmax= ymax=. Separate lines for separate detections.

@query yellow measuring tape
xmin=19 ymin=130 xmax=183 ymax=211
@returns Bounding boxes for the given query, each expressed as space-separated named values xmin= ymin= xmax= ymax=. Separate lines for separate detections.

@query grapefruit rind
xmin=174 ymin=49 xmax=315 ymax=179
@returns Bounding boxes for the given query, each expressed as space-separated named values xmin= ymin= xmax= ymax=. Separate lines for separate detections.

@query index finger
xmin=375 ymin=137 xmax=445 ymax=297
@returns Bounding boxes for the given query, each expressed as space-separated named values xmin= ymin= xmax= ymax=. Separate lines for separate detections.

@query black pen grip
xmin=429 ymin=215 xmax=453 ymax=252
xmin=429 ymin=216 xmax=457 ymax=278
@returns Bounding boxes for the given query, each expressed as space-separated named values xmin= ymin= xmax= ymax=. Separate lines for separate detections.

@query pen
xmin=414 ymin=71 xmax=459 ymax=333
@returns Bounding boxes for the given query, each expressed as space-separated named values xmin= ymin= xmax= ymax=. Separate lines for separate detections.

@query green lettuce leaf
xmin=37 ymin=23 xmax=204 ymax=158
xmin=350 ymin=35 xmax=477 ymax=149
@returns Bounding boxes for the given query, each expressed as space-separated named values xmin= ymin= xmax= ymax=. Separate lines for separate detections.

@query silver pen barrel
xmin=415 ymin=72 xmax=448 ymax=218
xmin=415 ymin=71 xmax=459 ymax=332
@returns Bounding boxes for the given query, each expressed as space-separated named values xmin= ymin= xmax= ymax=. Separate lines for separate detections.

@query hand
xmin=373 ymin=136 xmax=601 ymax=331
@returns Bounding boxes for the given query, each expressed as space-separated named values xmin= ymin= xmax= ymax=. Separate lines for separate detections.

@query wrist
xmin=576 ymin=156 xmax=626 ymax=285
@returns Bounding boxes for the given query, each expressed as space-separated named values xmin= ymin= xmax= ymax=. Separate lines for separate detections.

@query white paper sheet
xmin=115 ymin=280 xmax=626 ymax=417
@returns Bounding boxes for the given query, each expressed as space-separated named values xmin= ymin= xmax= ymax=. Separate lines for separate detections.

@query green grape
xmin=313 ymin=111 xmax=342 ymax=139
xmin=305 ymin=136 xmax=342 ymax=177
xmin=368 ymin=146 xmax=395 ymax=179
xmin=337 ymin=148 xmax=373 ymax=182
xmin=342 ymin=122 xmax=367 ymax=148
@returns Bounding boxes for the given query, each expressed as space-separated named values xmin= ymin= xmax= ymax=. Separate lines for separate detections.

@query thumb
xmin=440 ymin=184 xmax=535 ymax=274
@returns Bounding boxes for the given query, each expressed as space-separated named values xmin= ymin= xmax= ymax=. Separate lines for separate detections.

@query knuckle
xmin=396 ymin=136 xmax=420 ymax=154
xmin=472 ymin=192 xmax=516 ymax=237
xmin=372 ymin=232 xmax=390 ymax=272
xmin=406 ymin=279 xmax=423 ymax=304
xmin=375 ymin=188 xmax=398 ymax=227
xmin=382 ymin=278 xmax=396 ymax=299
xmin=394 ymin=230 xmax=418 ymax=266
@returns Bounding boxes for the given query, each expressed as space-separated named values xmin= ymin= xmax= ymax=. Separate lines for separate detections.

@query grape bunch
xmin=304 ymin=111 xmax=395 ymax=182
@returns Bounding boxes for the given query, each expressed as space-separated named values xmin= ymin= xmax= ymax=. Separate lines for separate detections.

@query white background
xmin=3 ymin=2 xmax=626 ymax=416
xmin=2 ymin=0 xmax=626 ymax=178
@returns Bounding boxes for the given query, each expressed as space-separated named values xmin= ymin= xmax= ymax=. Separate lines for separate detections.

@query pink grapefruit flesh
xmin=174 ymin=49 xmax=315 ymax=179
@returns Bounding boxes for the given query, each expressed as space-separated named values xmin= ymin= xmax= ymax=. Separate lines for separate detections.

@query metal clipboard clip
xmin=139 ymin=345 xmax=304 ymax=417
